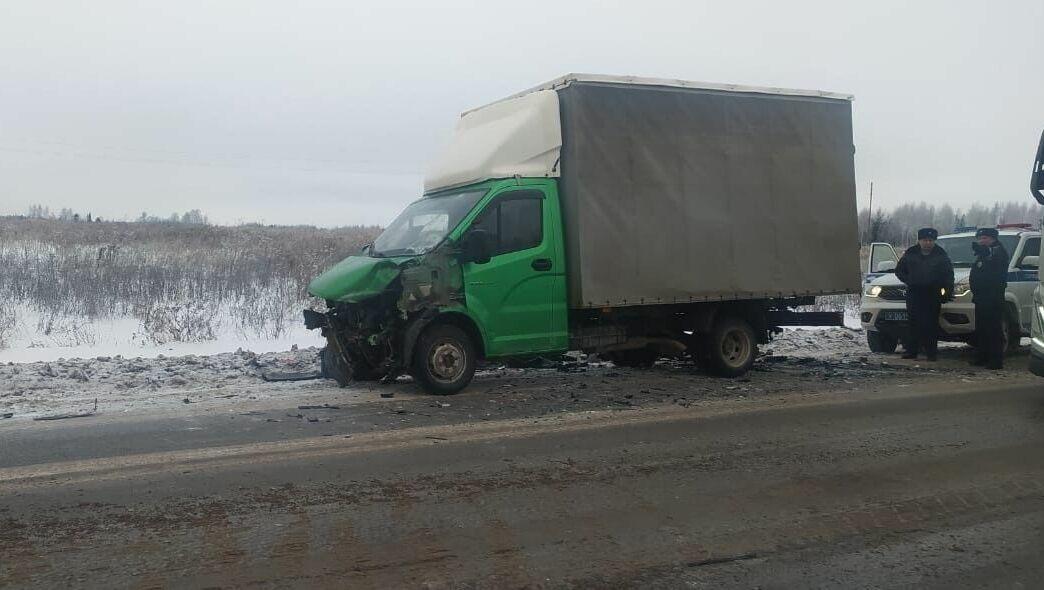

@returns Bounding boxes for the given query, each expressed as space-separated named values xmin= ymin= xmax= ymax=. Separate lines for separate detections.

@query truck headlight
xmin=864 ymin=285 xmax=882 ymax=297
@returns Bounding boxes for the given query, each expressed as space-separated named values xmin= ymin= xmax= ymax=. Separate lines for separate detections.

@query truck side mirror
xmin=1032 ymin=129 xmax=1044 ymax=205
xmin=876 ymin=260 xmax=897 ymax=273
xmin=459 ymin=229 xmax=493 ymax=265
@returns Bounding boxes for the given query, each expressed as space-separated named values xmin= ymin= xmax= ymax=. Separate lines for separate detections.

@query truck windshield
xmin=936 ymin=235 xmax=1019 ymax=267
xmin=372 ymin=189 xmax=486 ymax=257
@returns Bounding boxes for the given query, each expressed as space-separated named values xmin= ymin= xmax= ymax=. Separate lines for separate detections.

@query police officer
xmin=969 ymin=227 xmax=1009 ymax=369
xmin=895 ymin=227 xmax=955 ymax=361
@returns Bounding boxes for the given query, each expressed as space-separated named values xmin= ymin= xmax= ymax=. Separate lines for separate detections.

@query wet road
xmin=2 ymin=379 xmax=1043 ymax=588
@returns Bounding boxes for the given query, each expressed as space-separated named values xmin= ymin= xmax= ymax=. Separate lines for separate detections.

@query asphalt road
xmin=2 ymin=378 xmax=1043 ymax=588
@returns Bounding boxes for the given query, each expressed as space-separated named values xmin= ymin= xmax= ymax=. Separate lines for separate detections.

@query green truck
xmin=304 ymin=74 xmax=861 ymax=394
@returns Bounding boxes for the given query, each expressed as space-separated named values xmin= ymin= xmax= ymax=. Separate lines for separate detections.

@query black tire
xmin=321 ymin=340 xmax=386 ymax=382
xmin=412 ymin=323 xmax=477 ymax=395
xmin=320 ymin=345 xmax=353 ymax=387
xmin=968 ymin=307 xmax=1020 ymax=355
xmin=867 ymin=331 xmax=898 ymax=354
xmin=1004 ymin=307 xmax=1021 ymax=353
xmin=607 ymin=347 xmax=658 ymax=368
xmin=702 ymin=316 xmax=758 ymax=377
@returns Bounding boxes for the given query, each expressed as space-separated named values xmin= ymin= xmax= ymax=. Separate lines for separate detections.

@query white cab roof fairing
xmin=467 ymin=73 xmax=854 ymax=115
xmin=423 ymin=89 xmax=562 ymax=194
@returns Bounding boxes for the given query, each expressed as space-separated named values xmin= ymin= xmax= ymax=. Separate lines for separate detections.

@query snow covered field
xmin=0 ymin=216 xmax=377 ymax=363
xmin=0 ymin=303 xmax=326 ymax=364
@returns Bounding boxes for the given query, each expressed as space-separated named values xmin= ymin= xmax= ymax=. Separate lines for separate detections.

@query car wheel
xmin=1004 ymin=307 xmax=1021 ymax=353
xmin=867 ymin=331 xmax=898 ymax=353
xmin=412 ymin=323 xmax=477 ymax=395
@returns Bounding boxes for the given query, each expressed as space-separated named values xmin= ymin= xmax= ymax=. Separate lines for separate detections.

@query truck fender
xmin=401 ymin=312 xmax=438 ymax=372
xmin=401 ymin=310 xmax=488 ymax=370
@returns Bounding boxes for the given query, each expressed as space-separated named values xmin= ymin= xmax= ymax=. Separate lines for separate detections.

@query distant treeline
xmin=24 ymin=204 xmax=209 ymax=225
xmin=858 ymin=200 xmax=1043 ymax=246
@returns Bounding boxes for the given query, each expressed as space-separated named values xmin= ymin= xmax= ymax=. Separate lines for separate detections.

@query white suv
xmin=860 ymin=227 xmax=1040 ymax=353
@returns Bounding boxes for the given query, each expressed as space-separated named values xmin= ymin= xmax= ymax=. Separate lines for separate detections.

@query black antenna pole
xmin=867 ymin=181 xmax=874 ymax=243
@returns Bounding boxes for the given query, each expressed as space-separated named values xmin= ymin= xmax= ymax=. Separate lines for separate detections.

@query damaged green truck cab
xmin=306 ymin=178 xmax=568 ymax=393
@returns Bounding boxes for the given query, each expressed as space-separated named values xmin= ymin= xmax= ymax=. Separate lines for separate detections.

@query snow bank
xmin=0 ymin=347 xmax=326 ymax=419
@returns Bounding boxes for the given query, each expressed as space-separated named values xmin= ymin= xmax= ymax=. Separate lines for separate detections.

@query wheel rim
xmin=428 ymin=339 xmax=467 ymax=383
xmin=721 ymin=329 xmax=752 ymax=369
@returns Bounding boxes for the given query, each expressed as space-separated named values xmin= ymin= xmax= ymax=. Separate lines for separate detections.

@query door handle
xmin=531 ymin=258 xmax=552 ymax=271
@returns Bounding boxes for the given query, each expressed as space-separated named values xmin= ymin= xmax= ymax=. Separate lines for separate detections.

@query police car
xmin=860 ymin=225 xmax=1040 ymax=353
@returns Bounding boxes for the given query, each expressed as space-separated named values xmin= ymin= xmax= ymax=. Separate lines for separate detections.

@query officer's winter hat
xmin=917 ymin=227 xmax=939 ymax=240
xmin=975 ymin=228 xmax=999 ymax=239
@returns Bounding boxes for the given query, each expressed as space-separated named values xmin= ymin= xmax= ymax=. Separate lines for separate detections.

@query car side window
xmin=1018 ymin=237 xmax=1040 ymax=268
xmin=470 ymin=192 xmax=543 ymax=256
xmin=471 ymin=206 xmax=498 ymax=241
xmin=497 ymin=198 xmax=542 ymax=254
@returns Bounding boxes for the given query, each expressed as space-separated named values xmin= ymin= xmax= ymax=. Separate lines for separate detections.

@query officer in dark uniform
xmin=969 ymin=227 xmax=1009 ymax=369
xmin=895 ymin=227 xmax=955 ymax=361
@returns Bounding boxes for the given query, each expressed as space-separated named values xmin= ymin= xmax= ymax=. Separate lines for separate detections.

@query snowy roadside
xmin=763 ymin=326 xmax=869 ymax=358
xmin=5 ymin=326 xmax=1015 ymax=422
xmin=0 ymin=327 xmax=874 ymax=420
xmin=0 ymin=347 xmax=333 ymax=419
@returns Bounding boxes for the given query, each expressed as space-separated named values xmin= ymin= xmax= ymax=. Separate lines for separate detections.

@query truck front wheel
xmin=867 ymin=331 xmax=898 ymax=353
xmin=412 ymin=323 xmax=477 ymax=395
xmin=702 ymin=316 xmax=758 ymax=377
xmin=320 ymin=346 xmax=353 ymax=387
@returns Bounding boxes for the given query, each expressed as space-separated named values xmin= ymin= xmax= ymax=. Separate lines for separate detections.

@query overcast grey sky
xmin=1 ymin=1 xmax=1041 ymax=226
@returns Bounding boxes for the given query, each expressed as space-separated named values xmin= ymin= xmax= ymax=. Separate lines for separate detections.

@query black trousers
xmin=974 ymin=300 xmax=1006 ymax=367
xmin=905 ymin=289 xmax=941 ymax=357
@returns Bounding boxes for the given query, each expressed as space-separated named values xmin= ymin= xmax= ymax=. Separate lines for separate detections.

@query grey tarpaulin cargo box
xmin=552 ymin=77 xmax=860 ymax=309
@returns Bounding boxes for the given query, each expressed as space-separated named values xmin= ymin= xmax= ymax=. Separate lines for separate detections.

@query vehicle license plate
xmin=880 ymin=310 xmax=909 ymax=321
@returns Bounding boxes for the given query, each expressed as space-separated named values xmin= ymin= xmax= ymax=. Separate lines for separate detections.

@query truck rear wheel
xmin=412 ymin=324 xmax=476 ymax=395
xmin=867 ymin=331 xmax=898 ymax=353
xmin=703 ymin=316 xmax=757 ymax=377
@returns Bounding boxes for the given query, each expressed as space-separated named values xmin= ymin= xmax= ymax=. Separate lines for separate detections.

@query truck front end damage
xmin=304 ymin=247 xmax=466 ymax=386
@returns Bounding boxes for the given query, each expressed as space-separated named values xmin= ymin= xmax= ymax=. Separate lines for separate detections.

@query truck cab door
xmin=460 ymin=188 xmax=560 ymax=356
xmin=866 ymin=242 xmax=899 ymax=283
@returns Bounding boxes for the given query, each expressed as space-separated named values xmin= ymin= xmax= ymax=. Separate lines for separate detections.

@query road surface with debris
xmin=2 ymin=335 xmax=1043 ymax=588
